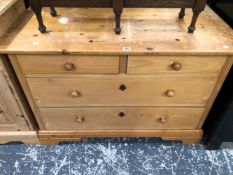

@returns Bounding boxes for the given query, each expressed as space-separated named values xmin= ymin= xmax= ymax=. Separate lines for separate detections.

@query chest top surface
xmin=0 ymin=7 xmax=232 ymax=55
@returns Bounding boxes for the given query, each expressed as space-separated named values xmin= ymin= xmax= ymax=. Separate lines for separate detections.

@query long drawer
xmin=127 ymin=56 xmax=226 ymax=75
xmin=17 ymin=55 xmax=120 ymax=74
xmin=39 ymin=107 xmax=204 ymax=130
xmin=27 ymin=75 xmax=217 ymax=107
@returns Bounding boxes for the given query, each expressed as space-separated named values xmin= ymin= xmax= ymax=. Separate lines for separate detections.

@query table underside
xmin=31 ymin=0 xmax=206 ymax=34
xmin=40 ymin=0 xmax=195 ymax=8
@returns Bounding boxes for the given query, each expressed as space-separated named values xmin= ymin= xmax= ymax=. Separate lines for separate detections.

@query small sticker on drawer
xmin=122 ymin=47 xmax=132 ymax=52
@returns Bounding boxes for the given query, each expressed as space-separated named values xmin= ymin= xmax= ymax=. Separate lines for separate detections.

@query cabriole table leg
xmin=188 ymin=0 xmax=207 ymax=33
xmin=113 ymin=0 xmax=123 ymax=34
xmin=29 ymin=0 xmax=46 ymax=33
xmin=179 ymin=8 xmax=185 ymax=18
xmin=50 ymin=7 xmax=57 ymax=17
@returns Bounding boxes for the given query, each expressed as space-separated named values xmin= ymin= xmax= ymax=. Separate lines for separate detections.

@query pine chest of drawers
xmin=1 ymin=7 xmax=233 ymax=144
xmin=9 ymin=54 xmax=232 ymax=144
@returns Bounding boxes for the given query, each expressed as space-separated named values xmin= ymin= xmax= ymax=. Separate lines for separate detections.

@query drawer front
xmin=127 ymin=56 xmax=226 ymax=75
xmin=39 ymin=107 xmax=204 ymax=130
xmin=28 ymin=76 xmax=216 ymax=107
xmin=17 ymin=55 xmax=119 ymax=74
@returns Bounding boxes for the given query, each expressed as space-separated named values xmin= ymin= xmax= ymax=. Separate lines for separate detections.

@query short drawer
xmin=127 ymin=56 xmax=226 ymax=75
xmin=28 ymin=75 xmax=216 ymax=107
xmin=17 ymin=55 xmax=119 ymax=74
xmin=39 ymin=107 xmax=204 ymax=130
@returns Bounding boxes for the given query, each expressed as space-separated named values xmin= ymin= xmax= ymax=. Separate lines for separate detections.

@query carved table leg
xmin=50 ymin=7 xmax=57 ymax=17
xmin=188 ymin=0 xmax=207 ymax=33
xmin=188 ymin=12 xmax=199 ymax=33
xmin=113 ymin=0 xmax=123 ymax=34
xmin=29 ymin=0 xmax=46 ymax=33
xmin=178 ymin=8 xmax=185 ymax=18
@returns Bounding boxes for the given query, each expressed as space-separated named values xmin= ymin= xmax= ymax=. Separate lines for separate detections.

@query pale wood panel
xmin=0 ymin=0 xmax=32 ymax=131
xmin=0 ymin=65 xmax=29 ymax=131
xmin=0 ymin=0 xmax=34 ymax=132
xmin=128 ymin=56 xmax=226 ymax=75
xmin=0 ymin=0 xmax=17 ymax=13
xmin=0 ymin=7 xmax=233 ymax=55
xmin=0 ymin=0 xmax=25 ymax=37
xmin=119 ymin=55 xmax=128 ymax=74
xmin=27 ymin=75 xmax=217 ymax=107
xmin=0 ymin=131 xmax=39 ymax=144
xmin=9 ymin=55 xmax=45 ymax=129
xmin=0 ymin=124 xmax=19 ymax=131
xmin=39 ymin=130 xmax=203 ymax=144
xmin=197 ymin=56 xmax=233 ymax=128
xmin=0 ymin=56 xmax=36 ymax=131
xmin=39 ymin=107 xmax=204 ymax=130
xmin=17 ymin=55 xmax=120 ymax=74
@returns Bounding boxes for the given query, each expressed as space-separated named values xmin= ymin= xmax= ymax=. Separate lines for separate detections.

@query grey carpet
xmin=0 ymin=138 xmax=232 ymax=175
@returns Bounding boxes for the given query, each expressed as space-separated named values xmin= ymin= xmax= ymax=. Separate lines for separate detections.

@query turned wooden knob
xmin=165 ymin=89 xmax=175 ymax=97
xmin=171 ymin=62 xmax=182 ymax=71
xmin=158 ymin=116 xmax=168 ymax=124
xmin=64 ymin=62 xmax=75 ymax=71
xmin=69 ymin=90 xmax=81 ymax=98
xmin=75 ymin=116 xmax=85 ymax=123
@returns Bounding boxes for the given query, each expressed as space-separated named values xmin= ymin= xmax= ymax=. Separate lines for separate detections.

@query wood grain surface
xmin=0 ymin=56 xmax=35 ymax=131
xmin=17 ymin=54 xmax=120 ymax=74
xmin=39 ymin=107 xmax=204 ymax=130
xmin=39 ymin=129 xmax=203 ymax=144
xmin=0 ymin=7 xmax=232 ymax=55
xmin=127 ymin=56 xmax=226 ymax=75
xmin=27 ymin=75 xmax=217 ymax=107
xmin=0 ymin=0 xmax=25 ymax=37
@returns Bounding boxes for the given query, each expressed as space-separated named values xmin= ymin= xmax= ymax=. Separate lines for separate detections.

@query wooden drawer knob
xmin=118 ymin=112 xmax=126 ymax=117
xmin=69 ymin=90 xmax=81 ymax=98
xmin=158 ymin=116 xmax=168 ymax=124
xmin=171 ymin=62 xmax=182 ymax=71
xmin=75 ymin=116 xmax=85 ymax=123
xmin=64 ymin=62 xmax=75 ymax=71
xmin=165 ymin=89 xmax=175 ymax=97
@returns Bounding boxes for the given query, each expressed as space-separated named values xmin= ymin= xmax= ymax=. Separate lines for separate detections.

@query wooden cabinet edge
xmin=0 ymin=0 xmax=26 ymax=37
xmin=0 ymin=131 xmax=39 ymax=144
xmin=38 ymin=129 xmax=203 ymax=145
xmin=197 ymin=56 xmax=233 ymax=128
xmin=8 ymin=54 xmax=45 ymax=129
xmin=0 ymin=55 xmax=36 ymax=130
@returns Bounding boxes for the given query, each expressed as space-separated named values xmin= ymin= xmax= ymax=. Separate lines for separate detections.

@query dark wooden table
xmin=29 ymin=0 xmax=207 ymax=34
